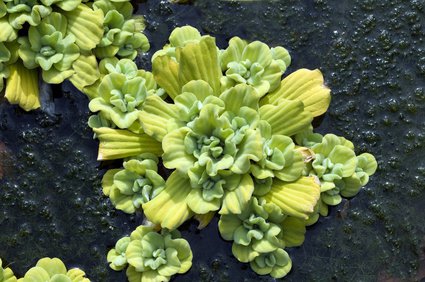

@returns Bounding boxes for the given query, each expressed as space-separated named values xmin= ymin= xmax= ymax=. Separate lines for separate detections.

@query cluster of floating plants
xmin=108 ymin=226 xmax=192 ymax=282
xmin=0 ymin=257 xmax=90 ymax=281
xmin=86 ymin=26 xmax=377 ymax=280
xmin=0 ymin=0 xmax=149 ymax=110
xmin=0 ymin=1 xmax=378 ymax=277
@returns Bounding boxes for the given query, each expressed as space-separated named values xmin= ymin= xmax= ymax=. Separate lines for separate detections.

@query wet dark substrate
xmin=1 ymin=0 xmax=424 ymax=281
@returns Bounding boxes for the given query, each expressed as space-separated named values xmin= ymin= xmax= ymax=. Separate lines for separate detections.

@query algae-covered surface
xmin=1 ymin=0 xmax=424 ymax=281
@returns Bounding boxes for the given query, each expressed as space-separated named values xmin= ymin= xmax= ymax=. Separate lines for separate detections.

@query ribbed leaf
xmin=66 ymin=268 xmax=89 ymax=282
xmin=280 ymin=216 xmax=306 ymax=247
xmin=142 ymin=171 xmax=193 ymax=230
xmin=259 ymin=98 xmax=312 ymax=137
xmin=181 ymin=80 xmax=213 ymax=101
xmin=178 ymin=36 xmax=221 ymax=95
xmin=357 ymin=152 xmax=378 ymax=175
xmin=64 ymin=4 xmax=103 ymax=50
xmin=5 ymin=62 xmax=40 ymax=111
xmin=162 ymin=127 xmax=196 ymax=173
xmin=220 ymin=36 xmax=246 ymax=69
xmin=139 ymin=95 xmax=179 ymax=141
xmin=220 ymin=174 xmax=254 ymax=214
xmin=261 ymin=69 xmax=331 ymax=117
xmin=186 ymin=188 xmax=221 ymax=214
xmin=219 ymin=84 xmax=260 ymax=113
xmin=69 ymin=54 xmax=100 ymax=92
xmin=169 ymin=25 xmax=201 ymax=47
xmin=2 ymin=267 xmax=17 ymax=282
xmin=152 ymin=55 xmax=181 ymax=99
xmin=274 ymin=150 xmax=304 ymax=182
xmin=327 ymin=145 xmax=357 ymax=177
xmin=93 ymin=127 xmax=162 ymax=160
xmin=21 ymin=267 xmax=50 ymax=282
xmin=263 ymin=177 xmax=320 ymax=219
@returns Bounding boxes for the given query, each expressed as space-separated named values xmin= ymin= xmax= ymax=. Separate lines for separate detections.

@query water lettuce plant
xmin=18 ymin=257 xmax=90 ymax=282
xmin=89 ymin=59 xmax=162 ymax=131
xmin=108 ymin=225 xmax=193 ymax=282
xmin=0 ymin=258 xmax=17 ymax=282
xmin=18 ymin=12 xmax=80 ymax=84
xmin=219 ymin=198 xmax=283 ymax=256
xmin=101 ymin=153 xmax=165 ymax=214
xmin=88 ymin=25 xmax=378 ymax=280
xmin=296 ymin=131 xmax=378 ymax=217
xmin=220 ymin=37 xmax=290 ymax=96
xmin=0 ymin=0 xmax=149 ymax=111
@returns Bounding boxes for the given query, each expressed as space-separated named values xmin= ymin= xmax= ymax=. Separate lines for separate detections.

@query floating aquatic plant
xmin=136 ymin=28 xmax=322 ymax=230
xmin=218 ymin=198 xmax=286 ymax=262
xmin=88 ymin=25 xmax=378 ymax=280
xmin=102 ymin=153 xmax=165 ymax=214
xmin=18 ymin=257 xmax=90 ymax=282
xmin=296 ymin=131 xmax=378 ymax=217
xmin=220 ymin=37 xmax=290 ymax=96
xmin=18 ymin=12 xmax=80 ymax=84
xmin=107 ymin=236 xmax=131 ymax=271
xmin=92 ymin=0 xmax=149 ymax=60
xmin=0 ymin=258 xmax=17 ymax=282
xmin=1 ymin=0 xmax=149 ymax=111
xmin=250 ymin=248 xmax=292 ymax=278
xmin=108 ymin=225 xmax=193 ymax=282
xmin=89 ymin=59 xmax=163 ymax=131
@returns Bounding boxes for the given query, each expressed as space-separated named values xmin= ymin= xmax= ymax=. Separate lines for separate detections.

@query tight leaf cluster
xmin=0 ymin=0 xmax=149 ymax=111
xmin=107 ymin=225 xmax=192 ymax=282
xmin=89 ymin=26 xmax=378 ymax=279
xmin=0 ymin=257 xmax=90 ymax=282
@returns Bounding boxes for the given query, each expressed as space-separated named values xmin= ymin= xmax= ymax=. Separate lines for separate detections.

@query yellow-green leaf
xmin=178 ymin=36 xmax=222 ymax=95
xmin=0 ymin=18 xmax=17 ymax=42
xmin=5 ymin=62 xmax=40 ymax=111
xmin=69 ymin=54 xmax=100 ymax=92
xmin=142 ymin=171 xmax=193 ymax=230
xmin=280 ymin=216 xmax=306 ymax=247
xmin=93 ymin=127 xmax=162 ymax=160
xmin=152 ymin=55 xmax=181 ymax=100
xmin=261 ymin=69 xmax=331 ymax=117
xmin=263 ymin=177 xmax=320 ymax=219
xmin=259 ymin=98 xmax=312 ymax=137
xmin=194 ymin=211 xmax=215 ymax=229
xmin=64 ymin=4 xmax=103 ymax=51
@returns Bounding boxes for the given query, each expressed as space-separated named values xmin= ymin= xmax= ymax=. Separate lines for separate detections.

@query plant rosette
xmin=0 ymin=259 xmax=17 ymax=282
xmin=89 ymin=59 xmax=163 ymax=132
xmin=250 ymin=248 xmax=292 ymax=279
xmin=218 ymin=197 xmax=286 ymax=262
xmin=17 ymin=257 xmax=90 ymax=282
xmin=101 ymin=153 xmax=166 ymax=214
xmin=220 ymin=36 xmax=290 ymax=96
xmin=88 ymin=25 xmax=378 ymax=280
xmin=92 ymin=0 xmax=149 ymax=60
xmin=296 ymin=132 xmax=378 ymax=216
xmin=108 ymin=225 xmax=193 ymax=282
xmin=18 ymin=12 xmax=80 ymax=84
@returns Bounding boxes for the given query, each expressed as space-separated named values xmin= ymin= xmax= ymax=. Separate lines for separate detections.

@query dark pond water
xmin=1 ymin=0 xmax=424 ymax=281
